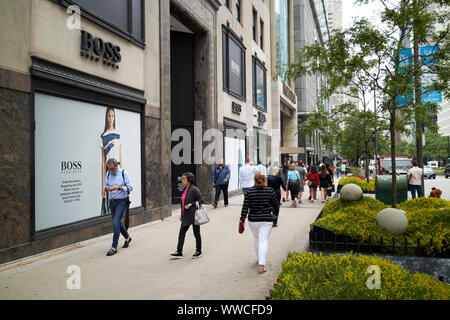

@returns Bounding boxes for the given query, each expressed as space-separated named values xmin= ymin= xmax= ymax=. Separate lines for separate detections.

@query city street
xmin=0 ymin=192 xmax=323 ymax=300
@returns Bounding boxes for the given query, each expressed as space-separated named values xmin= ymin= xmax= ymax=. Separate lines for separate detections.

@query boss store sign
xmin=80 ymin=30 xmax=121 ymax=69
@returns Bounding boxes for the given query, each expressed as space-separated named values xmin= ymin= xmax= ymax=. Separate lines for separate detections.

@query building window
xmin=223 ymin=0 xmax=229 ymax=8
xmin=57 ymin=0 xmax=145 ymax=48
xmin=260 ymin=19 xmax=264 ymax=51
xmin=236 ymin=0 xmax=241 ymax=22
xmin=253 ymin=56 xmax=267 ymax=111
xmin=252 ymin=8 xmax=257 ymax=42
xmin=223 ymin=26 xmax=246 ymax=101
xmin=275 ymin=0 xmax=289 ymax=80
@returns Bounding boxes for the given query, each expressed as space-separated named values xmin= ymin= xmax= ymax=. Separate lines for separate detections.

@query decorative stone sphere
xmin=376 ymin=208 xmax=408 ymax=235
xmin=340 ymin=183 xmax=363 ymax=201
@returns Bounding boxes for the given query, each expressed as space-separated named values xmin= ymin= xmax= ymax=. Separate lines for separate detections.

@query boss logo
xmin=80 ymin=30 xmax=121 ymax=69
xmin=61 ymin=161 xmax=82 ymax=171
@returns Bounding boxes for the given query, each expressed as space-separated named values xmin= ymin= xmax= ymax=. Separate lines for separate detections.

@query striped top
xmin=240 ymin=186 xmax=280 ymax=223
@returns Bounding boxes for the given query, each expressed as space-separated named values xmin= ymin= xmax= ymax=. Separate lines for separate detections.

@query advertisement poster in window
xmin=228 ymin=37 xmax=244 ymax=97
xmin=34 ymin=93 xmax=142 ymax=231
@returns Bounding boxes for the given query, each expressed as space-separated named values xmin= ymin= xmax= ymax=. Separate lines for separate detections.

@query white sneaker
xmin=322 ymin=200 xmax=325 ymax=203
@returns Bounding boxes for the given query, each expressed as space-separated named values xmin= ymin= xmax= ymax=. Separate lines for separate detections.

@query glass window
xmin=260 ymin=19 xmax=264 ymax=51
xmin=70 ymin=0 xmax=145 ymax=45
xmin=275 ymin=0 xmax=289 ymax=80
xmin=223 ymin=0 xmax=229 ymax=8
xmin=223 ymin=26 xmax=246 ymax=100
xmin=253 ymin=57 xmax=267 ymax=110
xmin=236 ymin=0 xmax=241 ymax=22
xmin=252 ymin=8 xmax=257 ymax=42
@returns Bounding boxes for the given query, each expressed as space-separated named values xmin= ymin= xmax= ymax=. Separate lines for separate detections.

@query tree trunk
xmin=390 ymin=111 xmax=397 ymax=208
xmin=413 ymin=7 xmax=425 ymax=195
xmin=365 ymin=140 xmax=370 ymax=183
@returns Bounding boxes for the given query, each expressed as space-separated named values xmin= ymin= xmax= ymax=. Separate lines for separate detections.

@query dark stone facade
xmin=0 ymin=69 xmax=31 ymax=252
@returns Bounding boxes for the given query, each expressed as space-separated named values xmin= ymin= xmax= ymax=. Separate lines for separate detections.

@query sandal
xmin=258 ymin=268 xmax=267 ymax=274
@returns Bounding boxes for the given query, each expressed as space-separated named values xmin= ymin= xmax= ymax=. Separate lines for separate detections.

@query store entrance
xmin=170 ymin=28 xmax=196 ymax=204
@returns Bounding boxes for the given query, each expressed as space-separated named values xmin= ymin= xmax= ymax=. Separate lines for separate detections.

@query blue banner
xmin=421 ymin=46 xmax=442 ymax=104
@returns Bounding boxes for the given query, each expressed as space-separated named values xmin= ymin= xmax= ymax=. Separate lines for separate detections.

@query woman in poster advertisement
xmin=101 ymin=107 xmax=122 ymax=215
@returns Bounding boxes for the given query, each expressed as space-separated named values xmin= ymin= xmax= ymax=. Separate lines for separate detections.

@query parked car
xmin=424 ymin=167 xmax=436 ymax=179
xmin=446 ymin=164 xmax=450 ymax=178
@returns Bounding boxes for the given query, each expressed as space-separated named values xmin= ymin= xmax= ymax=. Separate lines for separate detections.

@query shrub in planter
xmin=313 ymin=197 xmax=450 ymax=255
xmin=339 ymin=177 xmax=375 ymax=193
xmin=397 ymin=197 xmax=450 ymax=213
xmin=269 ymin=252 xmax=450 ymax=300
xmin=322 ymin=197 xmax=387 ymax=218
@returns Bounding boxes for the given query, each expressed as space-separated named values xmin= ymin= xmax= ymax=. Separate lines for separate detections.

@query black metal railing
xmin=309 ymin=225 xmax=449 ymax=258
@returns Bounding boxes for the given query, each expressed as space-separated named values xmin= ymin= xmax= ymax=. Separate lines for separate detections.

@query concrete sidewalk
xmin=0 ymin=192 xmax=324 ymax=300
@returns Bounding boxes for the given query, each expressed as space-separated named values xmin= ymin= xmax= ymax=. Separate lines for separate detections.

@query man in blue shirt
xmin=104 ymin=158 xmax=133 ymax=256
xmin=211 ymin=159 xmax=230 ymax=208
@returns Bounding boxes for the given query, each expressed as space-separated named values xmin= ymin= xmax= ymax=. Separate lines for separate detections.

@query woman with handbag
xmin=286 ymin=164 xmax=301 ymax=207
xmin=240 ymin=172 xmax=279 ymax=274
xmin=307 ymin=166 xmax=320 ymax=203
xmin=171 ymin=172 xmax=204 ymax=259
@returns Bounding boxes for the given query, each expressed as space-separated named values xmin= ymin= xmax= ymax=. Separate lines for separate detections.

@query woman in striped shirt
xmin=240 ymin=172 xmax=280 ymax=274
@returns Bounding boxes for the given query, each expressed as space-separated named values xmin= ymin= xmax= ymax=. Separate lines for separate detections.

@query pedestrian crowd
xmin=103 ymin=156 xmax=337 ymax=274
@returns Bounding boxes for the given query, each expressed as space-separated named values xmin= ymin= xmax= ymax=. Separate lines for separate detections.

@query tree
xmin=287 ymin=0 xmax=449 ymax=207
xmin=423 ymin=131 xmax=448 ymax=160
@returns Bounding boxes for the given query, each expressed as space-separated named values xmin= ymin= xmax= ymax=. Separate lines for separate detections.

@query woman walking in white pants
xmin=240 ymin=172 xmax=280 ymax=274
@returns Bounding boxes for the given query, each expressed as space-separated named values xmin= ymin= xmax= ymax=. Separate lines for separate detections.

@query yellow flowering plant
xmin=338 ymin=177 xmax=376 ymax=193
xmin=312 ymin=197 xmax=450 ymax=256
xmin=269 ymin=252 xmax=450 ymax=300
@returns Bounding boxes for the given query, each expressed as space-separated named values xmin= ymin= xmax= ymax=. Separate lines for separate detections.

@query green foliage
xmin=423 ymin=131 xmax=449 ymax=160
xmin=287 ymin=0 xmax=450 ymax=207
xmin=313 ymin=197 xmax=450 ymax=255
xmin=321 ymin=196 xmax=386 ymax=218
xmin=269 ymin=252 xmax=450 ymax=300
xmin=338 ymin=177 xmax=376 ymax=192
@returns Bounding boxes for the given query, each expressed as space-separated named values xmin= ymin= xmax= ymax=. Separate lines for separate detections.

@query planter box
xmin=310 ymin=213 xmax=449 ymax=258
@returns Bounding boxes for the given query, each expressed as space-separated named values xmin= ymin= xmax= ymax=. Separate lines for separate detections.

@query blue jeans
xmin=214 ymin=184 xmax=229 ymax=205
xmin=410 ymin=185 xmax=423 ymax=199
xmin=110 ymin=199 xmax=129 ymax=249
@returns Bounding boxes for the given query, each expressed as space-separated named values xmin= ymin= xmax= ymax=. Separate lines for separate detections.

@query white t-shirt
xmin=239 ymin=164 xmax=256 ymax=188
xmin=101 ymin=129 xmax=121 ymax=164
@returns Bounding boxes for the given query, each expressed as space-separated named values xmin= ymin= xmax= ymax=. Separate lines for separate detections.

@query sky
xmin=342 ymin=0 xmax=387 ymax=30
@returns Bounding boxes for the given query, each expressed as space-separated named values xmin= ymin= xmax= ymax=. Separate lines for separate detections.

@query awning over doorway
xmin=280 ymin=146 xmax=304 ymax=154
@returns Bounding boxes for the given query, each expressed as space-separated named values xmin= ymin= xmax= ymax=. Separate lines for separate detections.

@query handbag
xmin=239 ymin=220 xmax=245 ymax=234
xmin=307 ymin=180 xmax=312 ymax=187
xmin=194 ymin=201 xmax=210 ymax=225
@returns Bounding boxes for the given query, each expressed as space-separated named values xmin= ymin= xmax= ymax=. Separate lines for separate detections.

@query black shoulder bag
xmin=122 ymin=169 xmax=131 ymax=230
xmin=213 ymin=166 xmax=224 ymax=188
